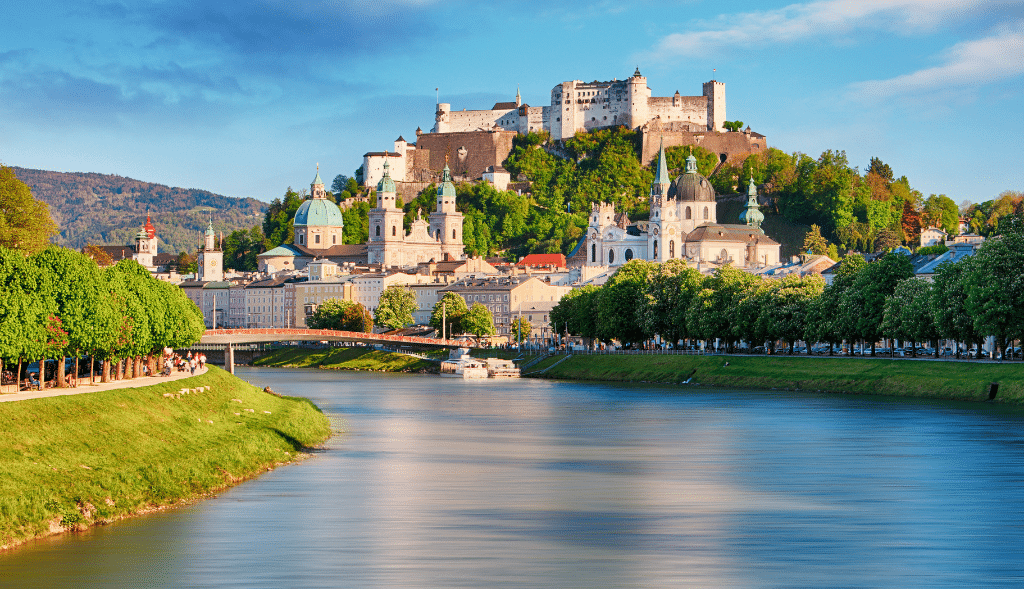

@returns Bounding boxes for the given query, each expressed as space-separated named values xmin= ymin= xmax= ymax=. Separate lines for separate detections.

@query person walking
xmin=189 ymin=356 xmax=197 ymax=375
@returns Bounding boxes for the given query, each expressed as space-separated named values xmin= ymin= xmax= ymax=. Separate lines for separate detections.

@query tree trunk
xmin=870 ymin=341 xmax=876 ymax=356
xmin=57 ymin=356 xmax=66 ymax=388
xmin=74 ymin=355 xmax=79 ymax=387
xmin=102 ymin=359 xmax=110 ymax=383
xmin=17 ymin=358 xmax=23 ymax=392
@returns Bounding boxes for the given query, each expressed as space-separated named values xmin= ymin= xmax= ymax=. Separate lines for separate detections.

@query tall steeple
xmin=515 ymin=85 xmax=521 ymax=107
xmin=650 ymin=136 xmax=670 ymax=199
xmin=739 ymin=177 xmax=764 ymax=230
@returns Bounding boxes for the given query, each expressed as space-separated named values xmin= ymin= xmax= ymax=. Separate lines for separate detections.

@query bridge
xmin=198 ymin=328 xmax=472 ymax=374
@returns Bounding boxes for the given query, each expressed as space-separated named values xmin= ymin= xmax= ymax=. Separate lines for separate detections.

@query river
xmin=2 ymin=368 xmax=1023 ymax=588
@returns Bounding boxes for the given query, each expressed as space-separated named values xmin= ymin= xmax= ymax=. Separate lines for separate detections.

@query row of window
xmin=297 ymin=233 xmax=338 ymax=246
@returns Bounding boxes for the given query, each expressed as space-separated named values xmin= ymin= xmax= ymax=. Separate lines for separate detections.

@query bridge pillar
xmin=226 ymin=343 xmax=235 ymax=375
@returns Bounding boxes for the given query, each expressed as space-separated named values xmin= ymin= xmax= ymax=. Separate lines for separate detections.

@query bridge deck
xmin=199 ymin=328 xmax=470 ymax=349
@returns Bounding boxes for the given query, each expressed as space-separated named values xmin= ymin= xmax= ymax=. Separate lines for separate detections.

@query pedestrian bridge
xmin=198 ymin=328 xmax=471 ymax=373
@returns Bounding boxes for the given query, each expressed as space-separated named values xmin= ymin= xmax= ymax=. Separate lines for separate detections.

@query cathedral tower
xmin=368 ymin=160 xmax=407 ymax=266
xmin=428 ymin=163 xmax=465 ymax=261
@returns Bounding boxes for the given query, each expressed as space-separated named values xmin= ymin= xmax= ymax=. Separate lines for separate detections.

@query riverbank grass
xmin=253 ymin=347 xmax=436 ymax=372
xmin=0 ymin=366 xmax=331 ymax=549
xmin=531 ymin=354 xmax=1024 ymax=403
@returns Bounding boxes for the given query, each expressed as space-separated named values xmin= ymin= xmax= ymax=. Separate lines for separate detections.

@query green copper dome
xmin=294 ymin=198 xmax=345 ymax=227
xmin=438 ymin=164 xmax=456 ymax=199
xmin=377 ymin=160 xmax=396 ymax=193
xmin=205 ymin=221 xmax=215 ymax=237
xmin=312 ymin=169 xmax=323 ymax=186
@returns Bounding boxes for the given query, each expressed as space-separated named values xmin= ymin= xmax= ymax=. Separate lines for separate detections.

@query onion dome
xmin=205 ymin=221 xmax=215 ymax=237
xmin=144 ymin=214 xmax=156 ymax=238
xmin=669 ymin=154 xmax=715 ymax=202
xmin=438 ymin=164 xmax=456 ymax=199
xmin=377 ymin=160 xmax=396 ymax=194
xmin=739 ymin=177 xmax=764 ymax=229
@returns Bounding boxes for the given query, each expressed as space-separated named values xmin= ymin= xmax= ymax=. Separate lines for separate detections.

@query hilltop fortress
xmin=362 ymin=69 xmax=767 ymax=193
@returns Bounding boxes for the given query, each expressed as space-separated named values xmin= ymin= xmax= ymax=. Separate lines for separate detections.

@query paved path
xmin=0 ymin=366 xmax=209 ymax=403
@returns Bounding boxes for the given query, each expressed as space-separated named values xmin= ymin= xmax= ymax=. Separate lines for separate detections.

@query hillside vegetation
xmin=12 ymin=167 xmax=266 ymax=254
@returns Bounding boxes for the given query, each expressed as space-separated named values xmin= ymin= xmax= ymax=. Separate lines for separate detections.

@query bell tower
xmin=367 ymin=160 xmax=406 ymax=266
xmin=197 ymin=221 xmax=223 ymax=282
xmin=429 ymin=162 xmax=465 ymax=261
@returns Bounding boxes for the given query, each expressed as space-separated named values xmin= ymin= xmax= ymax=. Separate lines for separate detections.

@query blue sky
xmin=1 ymin=0 xmax=1021 ymax=206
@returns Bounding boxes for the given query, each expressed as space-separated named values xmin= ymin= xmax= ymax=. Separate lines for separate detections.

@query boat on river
xmin=439 ymin=348 xmax=520 ymax=379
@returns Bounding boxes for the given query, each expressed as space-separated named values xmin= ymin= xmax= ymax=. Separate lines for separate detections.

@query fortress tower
xmin=702 ymin=80 xmax=726 ymax=132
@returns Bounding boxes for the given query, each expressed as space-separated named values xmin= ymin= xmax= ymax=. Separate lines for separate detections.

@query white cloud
xmin=653 ymin=0 xmax=996 ymax=57
xmin=850 ymin=24 xmax=1024 ymax=98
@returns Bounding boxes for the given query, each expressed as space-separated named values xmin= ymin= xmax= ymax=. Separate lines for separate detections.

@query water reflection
xmin=2 ymin=369 xmax=1023 ymax=588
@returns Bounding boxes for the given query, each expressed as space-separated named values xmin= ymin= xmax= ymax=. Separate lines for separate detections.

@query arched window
xmin=392 ymin=226 xmax=397 ymax=236
xmin=332 ymin=235 xmax=337 ymax=244
xmin=669 ymin=240 xmax=675 ymax=258
xmin=591 ymin=243 xmax=596 ymax=263
xmin=608 ymin=249 xmax=615 ymax=264
xmin=720 ymin=248 xmax=728 ymax=261
xmin=375 ymin=226 xmax=380 ymax=237
xmin=315 ymin=234 xmax=320 ymax=244
xmin=625 ymin=249 xmax=633 ymax=261
xmin=685 ymin=206 xmax=692 ymax=220
xmin=704 ymin=206 xmax=709 ymax=219
xmin=653 ymin=240 xmax=658 ymax=258
xmin=299 ymin=234 xmax=304 ymax=245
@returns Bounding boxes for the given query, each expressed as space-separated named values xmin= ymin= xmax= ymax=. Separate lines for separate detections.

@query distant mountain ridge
xmin=12 ymin=167 xmax=267 ymax=255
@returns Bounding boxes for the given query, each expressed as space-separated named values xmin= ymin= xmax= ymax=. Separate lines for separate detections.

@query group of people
xmin=161 ymin=350 xmax=206 ymax=376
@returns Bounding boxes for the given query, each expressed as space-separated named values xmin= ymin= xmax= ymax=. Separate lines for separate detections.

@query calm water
xmin=2 ymin=368 xmax=1023 ymax=588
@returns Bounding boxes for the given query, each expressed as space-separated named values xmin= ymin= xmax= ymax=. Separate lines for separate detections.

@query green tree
xmin=881 ymin=278 xmax=938 ymax=356
xmin=841 ymin=252 xmax=913 ymax=354
xmin=262 ymin=188 xmax=304 ymax=247
xmin=223 ymin=226 xmax=268 ymax=272
xmin=0 ymin=165 xmax=59 ymax=254
xmin=931 ymin=256 xmax=982 ymax=356
xmin=597 ymin=259 xmax=656 ymax=345
xmin=643 ymin=259 xmax=704 ymax=345
xmin=722 ymin=120 xmax=745 ymax=132
xmin=0 ymin=247 xmax=47 ymax=388
xmin=510 ymin=316 xmax=532 ymax=344
xmin=756 ymin=274 xmax=825 ymax=354
xmin=462 ymin=303 xmax=495 ymax=338
xmin=307 ymin=298 xmax=371 ymax=332
xmin=685 ymin=265 xmax=757 ymax=350
xmin=431 ymin=292 xmax=468 ymax=337
xmin=805 ymin=254 xmax=865 ymax=353
xmin=965 ymin=219 xmax=1024 ymax=356
xmin=374 ymin=286 xmax=417 ymax=330
xmin=802 ymin=224 xmax=829 ymax=255
xmin=922 ymin=194 xmax=959 ymax=235
xmin=550 ymin=284 xmax=601 ymax=343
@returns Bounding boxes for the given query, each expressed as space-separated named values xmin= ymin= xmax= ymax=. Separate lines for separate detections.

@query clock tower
xmin=197 ymin=221 xmax=223 ymax=282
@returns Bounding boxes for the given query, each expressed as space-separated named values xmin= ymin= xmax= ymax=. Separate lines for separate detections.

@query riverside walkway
xmin=0 ymin=366 xmax=209 ymax=403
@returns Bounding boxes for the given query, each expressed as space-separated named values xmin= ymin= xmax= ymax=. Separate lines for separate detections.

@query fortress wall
xmin=640 ymin=129 xmax=767 ymax=166
xmin=411 ymin=130 xmax=517 ymax=181
xmin=441 ymin=108 xmax=517 ymax=133
xmin=647 ymin=96 xmax=708 ymax=128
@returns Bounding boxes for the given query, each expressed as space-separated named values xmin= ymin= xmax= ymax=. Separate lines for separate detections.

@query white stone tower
xmin=702 ymin=80 xmax=726 ymax=132
xmin=197 ymin=221 xmax=223 ymax=282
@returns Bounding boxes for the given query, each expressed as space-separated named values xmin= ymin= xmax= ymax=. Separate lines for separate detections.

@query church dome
xmin=669 ymin=154 xmax=715 ymax=202
xmin=294 ymin=198 xmax=344 ymax=227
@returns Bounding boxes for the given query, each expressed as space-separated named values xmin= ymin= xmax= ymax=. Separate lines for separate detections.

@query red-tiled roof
xmin=516 ymin=253 xmax=566 ymax=268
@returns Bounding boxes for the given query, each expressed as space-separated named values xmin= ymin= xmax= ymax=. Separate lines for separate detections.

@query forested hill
xmin=12 ymin=167 xmax=267 ymax=254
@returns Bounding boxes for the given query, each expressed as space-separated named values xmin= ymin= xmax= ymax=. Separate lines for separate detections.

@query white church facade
xmin=584 ymin=142 xmax=780 ymax=270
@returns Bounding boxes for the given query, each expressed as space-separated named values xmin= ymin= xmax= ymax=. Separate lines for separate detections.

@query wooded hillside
xmin=11 ymin=167 xmax=266 ymax=255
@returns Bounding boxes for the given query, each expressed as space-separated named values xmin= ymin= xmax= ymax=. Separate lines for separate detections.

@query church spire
xmin=515 ymin=85 xmax=521 ymax=107
xmin=650 ymin=136 xmax=670 ymax=199
xmin=739 ymin=176 xmax=764 ymax=230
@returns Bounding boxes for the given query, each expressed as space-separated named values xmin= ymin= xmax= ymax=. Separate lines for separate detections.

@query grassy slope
xmin=252 ymin=347 xmax=437 ymax=372
xmin=0 ymin=367 xmax=331 ymax=549
xmin=529 ymin=354 xmax=1024 ymax=403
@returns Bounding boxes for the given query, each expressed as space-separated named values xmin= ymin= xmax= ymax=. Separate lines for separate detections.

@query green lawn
xmin=534 ymin=354 xmax=1024 ymax=403
xmin=0 ymin=366 xmax=331 ymax=549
